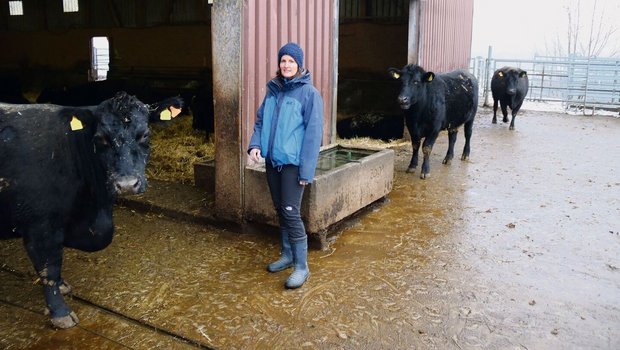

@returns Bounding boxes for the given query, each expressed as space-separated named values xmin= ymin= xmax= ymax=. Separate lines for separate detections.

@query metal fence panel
xmin=470 ymin=55 xmax=620 ymax=112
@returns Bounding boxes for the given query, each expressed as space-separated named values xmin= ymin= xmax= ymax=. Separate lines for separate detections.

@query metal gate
xmin=470 ymin=55 xmax=620 ymax=113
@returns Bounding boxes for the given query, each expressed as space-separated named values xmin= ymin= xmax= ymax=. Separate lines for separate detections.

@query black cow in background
xmin=491 ymin=66 xmax=528 ymax=130
xmin=336 ymin=113 xmax=404 ymax=141
xmin=38 ymin=79 xmax=214 ymax=132
xmin=0 ymin=76 xmax=30 ymax=104
xmin=36 ymin=79 xmax=177 ymax=122
xmin=388 ymin=64 xmax=478 ymax=179
xmin=189 ymin=83 xmax=215 ymax=134
xmin=0 ymin=92 xmax=183 ymax=328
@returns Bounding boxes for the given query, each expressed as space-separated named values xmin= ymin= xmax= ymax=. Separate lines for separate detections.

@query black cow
xmin=37 ymin=79 xmax=203 ymax=127
xmin=491 ymin=66 xmax=528 ymax=130
xmin=388 ymin=64 xmax=478 ymax=179
xmin=0 ymin=76 xmax=30 ymax=104
xmin=337 ymin=113 xmax=404 ymax=141
xmin=189 ymin=83 xmax=215 ymax=134
xmin=0 ymin=92 xmax=182 ymax=328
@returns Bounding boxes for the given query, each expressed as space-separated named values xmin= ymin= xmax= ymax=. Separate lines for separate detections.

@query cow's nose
xmin=398 ymin=96 xmax=409 ymax=104
xmin=114 ymin=176 xmax=141 ymax=194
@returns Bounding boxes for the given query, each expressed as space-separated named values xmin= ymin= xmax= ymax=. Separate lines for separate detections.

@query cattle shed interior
xmin=0 ymin=0 xmax=410 ymax=144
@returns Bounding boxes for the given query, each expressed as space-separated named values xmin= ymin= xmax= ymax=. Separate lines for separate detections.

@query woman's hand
xmin=249 ymin=148 xmax=262 ymax=163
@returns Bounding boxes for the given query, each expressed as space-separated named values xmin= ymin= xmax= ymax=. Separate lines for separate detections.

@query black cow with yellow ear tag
xmin=388 ymin=64 xmax=478 ymax=179
xmin=491 ymin=66 xmax=529 ymax=130
xmin=0 ymin=91 xmax=182 ymax=329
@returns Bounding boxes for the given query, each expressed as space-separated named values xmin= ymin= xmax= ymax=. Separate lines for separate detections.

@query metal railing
xmin=470 ymin=55 xmax=620 ymax=113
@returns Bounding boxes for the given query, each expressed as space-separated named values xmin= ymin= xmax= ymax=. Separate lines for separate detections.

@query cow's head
xmin=388 ymin=65 xmax=435 ymax=110
xmin=91 ymin=92 xmax=183 ymax=195
xmin=496 ymin=68 xmax=527 ymax=96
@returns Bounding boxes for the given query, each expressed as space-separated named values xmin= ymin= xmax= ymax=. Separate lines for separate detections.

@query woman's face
xmin=279 ymin=54 xmax=299 ymax=78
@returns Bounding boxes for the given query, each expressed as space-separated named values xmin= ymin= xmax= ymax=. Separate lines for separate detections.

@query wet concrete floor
xmin=1 ymin=107 xmax=619 ymax=349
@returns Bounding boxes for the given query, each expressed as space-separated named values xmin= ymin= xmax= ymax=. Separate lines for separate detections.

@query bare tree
xmin=582 ymin=1 xmax=619 ymax=57
xmin=566 ymin=0 xmax=581 ymax=56
xmin=546 ymin=0 xmax=619 ymax=57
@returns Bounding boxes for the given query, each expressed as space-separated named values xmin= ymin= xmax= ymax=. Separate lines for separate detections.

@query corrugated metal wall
xmin=242 ymin=0 xmax=335 ymax=151
xmin=417 ymin=0 xmax=474 ymax=72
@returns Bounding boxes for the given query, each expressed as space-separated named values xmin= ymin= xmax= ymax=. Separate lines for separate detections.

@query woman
xmin=248 ymin=42 xmax=323 ymax=289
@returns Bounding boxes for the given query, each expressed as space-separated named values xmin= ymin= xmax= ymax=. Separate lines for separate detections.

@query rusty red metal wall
xmin=242 ymin=0 xmax=335 ymax=151
xmin=416 ymin=0 xmax=474 ymax=72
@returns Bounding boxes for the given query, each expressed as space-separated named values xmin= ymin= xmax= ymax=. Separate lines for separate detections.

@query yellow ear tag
xmin=70 ymin=116 xmax=83 ymax=131
xmin=160 ymin=109 xmax=172 ymax=121
xmin=169 ymin=106 xmax=182 ymax=119
xmin=498 ymin=72 xmax=504 ymax=77
xmin=427 ymin=74 xmax=433 ymax=82
xmin=392 ymin=72 xmax=400 ymax=79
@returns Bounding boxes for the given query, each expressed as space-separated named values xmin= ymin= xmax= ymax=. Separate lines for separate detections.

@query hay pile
xmin=146 ymin=117 xmax=408 ymax=184
xmin=147 ymin=115 xmax=215 ymax=184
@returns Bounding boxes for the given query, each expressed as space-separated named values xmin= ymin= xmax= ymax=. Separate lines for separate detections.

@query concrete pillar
xmin=407 ymin=0 xmax=421 ymax=64
xmin=212 ymin=1 xmax=243 ymax=221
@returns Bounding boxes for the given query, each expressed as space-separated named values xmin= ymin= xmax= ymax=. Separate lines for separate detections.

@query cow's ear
xmin=158 ymin=106 xmax=183 ymax=121
xmin=519 ymin=71 xmax=527 ymax=78
xmin=388 ymin=68 xmax=401 ymax=80
xmin=424 ymin=72 xmax=435 ymax=82
xmin=498 ymin=71 xmax=504 ymax=77
xmin=60 ymin=108 xmax=96 ymax=132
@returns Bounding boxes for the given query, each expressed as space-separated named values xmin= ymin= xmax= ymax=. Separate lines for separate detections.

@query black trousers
xmin=265 ymin=162 xmax=307 ymax=243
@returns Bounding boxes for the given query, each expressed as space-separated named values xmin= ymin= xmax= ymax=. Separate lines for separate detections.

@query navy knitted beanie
xmin=278 ymin=42 xmax=304 ymax=69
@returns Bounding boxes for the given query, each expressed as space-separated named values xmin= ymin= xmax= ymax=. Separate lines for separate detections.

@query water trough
xmin=195 ymin=145 xmax=394 ymax=247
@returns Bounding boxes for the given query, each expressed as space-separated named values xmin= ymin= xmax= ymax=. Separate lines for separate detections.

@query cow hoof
xmin=59 ymin=280 xmax=73 ymax=295
xmin=492 ymin=119 xmax=497 ymax=124
xmin=420 ymin=173 xmax=429 ymax=179
xmin=461 ymin=155 xmax=469 ymax=161
xmin=503 ymin=118 xmax=509 ymax=123
xmin=51 ymin=312 xmax=79 ymax=329
xmin=442 ymin=159 xmax=451 ymax=165
xmin=509 ymin=126 xmax=515 ymax=130
xmin=406 ymin=167 xmax=416 ymax=173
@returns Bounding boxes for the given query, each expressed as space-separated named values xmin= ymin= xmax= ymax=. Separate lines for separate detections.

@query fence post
xmin=584 ymin=56 xmax=592 ymax=115
xmin=483 ymin=46 xmax=493 ymax=107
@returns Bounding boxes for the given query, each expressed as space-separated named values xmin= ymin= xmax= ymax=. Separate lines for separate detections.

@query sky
xmin=471 ymin=0 xmax=620 ymax=59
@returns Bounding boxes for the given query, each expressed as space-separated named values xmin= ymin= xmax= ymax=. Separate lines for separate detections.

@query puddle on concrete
xmin=1 ymin=108 xmax=619 ymax=349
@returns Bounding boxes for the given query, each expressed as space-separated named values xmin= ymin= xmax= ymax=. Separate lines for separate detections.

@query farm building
xmin=0 ymin=0 xmax=474 ymax=224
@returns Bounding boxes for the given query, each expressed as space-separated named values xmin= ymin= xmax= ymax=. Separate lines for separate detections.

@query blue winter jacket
xmin=248 ymin=70 xmax=324 ymax=183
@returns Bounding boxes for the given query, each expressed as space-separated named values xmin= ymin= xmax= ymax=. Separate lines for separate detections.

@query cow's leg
xmin=443 ymin=128 xmax=458 ymax=165
xmin=461 ymin=119 xmax=474 ymax=160
xmin=407 ymin=138 xmax=420 ymax=173
xmin=509 ymin=101 xmax=523 ymax=130
xmin=420 ymin=134 xmax=438 ymax=179
xmin=22 ymin=223 xmax=79 ymax=328
xmin=509 ymin=110 xmax=517 ymax=130
xmin=404 ymin=118 xmax=419 ymax=173
xmin=492 ymin=99 xmax=499 ymax=124
xmin=500 ymin=101 xmax=509 ymax=123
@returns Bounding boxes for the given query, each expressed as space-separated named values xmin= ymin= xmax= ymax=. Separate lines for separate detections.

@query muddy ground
xmin=1 ymin=107 xmax=619 ymax=349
